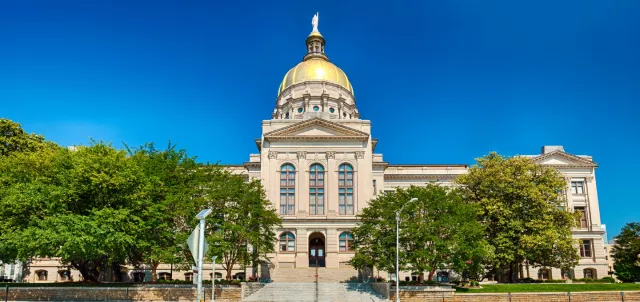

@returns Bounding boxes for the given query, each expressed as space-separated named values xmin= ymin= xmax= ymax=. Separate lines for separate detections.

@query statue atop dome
xmin=312 ymin=12 xmax=319 ymax=32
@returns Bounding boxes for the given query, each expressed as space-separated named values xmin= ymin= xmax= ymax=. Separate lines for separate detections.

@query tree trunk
xmin=111 ymin=262 xmax=122 ymax=282
xmin=428 ymin=269 xmax=436 ymax=281
xmin=226 ymin=266 xmax=233 ymax=280
xmin=72 ymin=261 xmax=99 ymax=282
xmin=151 ymin=261 xmax=159 ymax=282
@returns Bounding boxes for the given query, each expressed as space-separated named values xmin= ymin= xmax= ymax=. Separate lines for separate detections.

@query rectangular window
xmin=373 ymin=180 xmax=377 ymax=195
xmin=571 ymin=181 xmax=585 ymax=195
xmin=580 ymin=240 xmax=592 ymax=258
xmin=575 ymin=207 xmax=588 ymax=228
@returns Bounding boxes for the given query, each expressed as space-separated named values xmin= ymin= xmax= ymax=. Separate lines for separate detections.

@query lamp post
xmin=395 ymin=197 xmax=418 ymax=302
xmin=196 ymin=209 xmax=212 ymax=302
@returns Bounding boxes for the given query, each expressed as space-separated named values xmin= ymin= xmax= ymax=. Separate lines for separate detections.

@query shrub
xmin=601 ymin=277 xmax=615 ymax=283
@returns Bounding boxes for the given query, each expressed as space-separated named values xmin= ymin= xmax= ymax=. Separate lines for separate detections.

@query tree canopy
xmin=0 ymin=119 xmax=280 ymax=282
xmin=351 ymin=184 xmax=489 ymax=281
xmin=612 ymin=222 xmax=640 ymax=282
xmin=456 ymin=152 xmax=579 ymax=282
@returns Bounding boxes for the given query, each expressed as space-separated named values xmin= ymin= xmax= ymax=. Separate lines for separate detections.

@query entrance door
xmin=309 ymin=237 xmax=325 ymax=267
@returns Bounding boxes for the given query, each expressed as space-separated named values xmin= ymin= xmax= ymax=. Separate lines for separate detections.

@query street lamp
xmin=395 ymin=197 xmax=418 ymax=302
xmin=196 ymin=209 xmax=212 ymax=302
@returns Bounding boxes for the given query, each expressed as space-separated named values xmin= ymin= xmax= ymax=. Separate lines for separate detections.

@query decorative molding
xmin=326 ymin=151 xmax=336 ymax=159
xmin=263 ymin=117 xmax=369 ymax=142
xmin=355 ymin=151 xmax=365 ymax=159
xmin=297 ymin=151 xmax=307 ymax=159
xmin=586 ymin=176 xmax=594 ymax=183
xmin=532 ymin=150 xmax=598 ymax=167
xmin=267 ymin=151 xmax=278 ymax=159
xmin=383 ymin=174 xmax=458 ymax=180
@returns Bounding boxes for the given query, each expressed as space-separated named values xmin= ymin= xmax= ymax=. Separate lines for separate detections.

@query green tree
xmin=0 ymin=118 xmax=49 ymax=156
xmin=181 ymin=166 xmax=280 ymax=280
xmin=456 ymin=152 xmax=579 ymax=282
xmin=611 ymin=222 xmax=640 ymax=282
xmin=127 ymin=142 xmax=202 ymax=282
xmin=0 ymin=142 xmax=146 ymax=281
xmin=352 ymin=184 xmax=489 ymax=281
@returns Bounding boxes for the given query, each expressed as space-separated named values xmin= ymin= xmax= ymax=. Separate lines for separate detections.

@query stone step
xmin=244 ymin=282 xmax=386 ymax=302
xmin=270 ymin=267 xmax=359 ymax=283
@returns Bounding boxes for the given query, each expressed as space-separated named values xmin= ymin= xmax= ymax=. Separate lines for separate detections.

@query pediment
xmin=531 ymin=150 xmax=597 ymax=167
xmin=264 ymin=118 xmax=369 ymax=141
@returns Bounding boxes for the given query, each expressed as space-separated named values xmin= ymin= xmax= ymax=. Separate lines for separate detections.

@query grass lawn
xmin=456 ymin=283 xmax=640 ymax=293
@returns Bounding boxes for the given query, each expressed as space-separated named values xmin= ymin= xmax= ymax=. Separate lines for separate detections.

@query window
xmin=313 ymin=106 xmax=319 ymax=111
xmin=279 ymin=232 xmax=295 ymax=252
xmin=36 ymin=270 xmax=47 ymax=281
xmin=580 ymin=240 xmax=592 ymax=258
xmin=215 ymin=272 xmax=223 ymax=279
xmin=373 ymin=179 xmax=377 ymax=195
xmin=571 ymin=181 xmax=585 ymax=194
xmin=280 ymin=164 xmax=295 ymax=215
xmin=561 ymin=268 xmax=574 ymax=280
xmin=158 ymin=272 xmax=171 ymax=281
xmin=58 ymin=270 xmax=71 ymax=282
xmin=538 ymin=269 xmax=551 ymax=280
xmin=285 ymin=112 xmax=289 ymax=119
xmin=297 ymin=107 xmax=303 ymax=113
xmin=338 ymin=164 xmax=354 ymax=215
xmin=339 ymin=232 xmax=354 ymax=252
xmin=309 ymin=164 xmax=325 ymax=215
xmin=575 ymin=207 xmax=588 ymax=228
xmin=583 ymin=268 xmax=597 ymax=279
xmin=133 ymin=272 xmax=145 ymax=282
xmin=185 ymin=272 xmax=193 ymax=282
xmin=329 ymin=107 xmax=335 ymax=113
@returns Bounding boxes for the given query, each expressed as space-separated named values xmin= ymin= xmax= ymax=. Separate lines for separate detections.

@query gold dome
xmin=278 ymin=58 xmax=353 ymax=95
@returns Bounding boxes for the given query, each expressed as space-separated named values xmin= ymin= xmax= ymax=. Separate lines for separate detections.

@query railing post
xmin=621 ymin=291 xmax=625 ymax=302
xmin=508 ymin=292 xmax=512 ymax=302
xmin=4 ymin=285 xmax=8 ymax=302
xmin=567 ymin=291 xmax=571 ymax=302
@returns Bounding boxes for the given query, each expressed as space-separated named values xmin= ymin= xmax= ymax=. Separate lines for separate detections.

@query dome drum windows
xmin=279 ymin=232 xmax=295 ymax=252
xmin=338 ymin=164 xmax=354 ymax=215
xmin=309 ymin=164 xmax=325 ymax=215
xmin=280 ymin=164 xmax=296 ymax=215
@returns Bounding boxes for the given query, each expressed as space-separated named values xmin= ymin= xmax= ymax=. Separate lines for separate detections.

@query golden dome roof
xmin=278 ymin=58 xmax=353 ymax=95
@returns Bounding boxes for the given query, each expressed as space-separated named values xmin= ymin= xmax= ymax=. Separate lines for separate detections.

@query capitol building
xmin=12 ymin=16 xmax=608 ymax=283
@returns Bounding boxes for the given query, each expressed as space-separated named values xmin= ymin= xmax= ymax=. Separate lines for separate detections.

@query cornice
xmin=255 ymin=139 xmax=262 ymax=152
xmin=263 ymin=117 xmax=370 ymax=142
xmin=373 ymin=162 xmax=389 ymax=168
xmin=384 ymin=174 xmax=459 ymax=180
xmin=532 ymin=150 xmax=598 ymax=167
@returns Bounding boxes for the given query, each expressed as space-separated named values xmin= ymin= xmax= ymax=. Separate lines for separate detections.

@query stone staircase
xmin=243 ymin=282 xmax=387 ymax=302
xmin=270 ymin=267 xmax=359 ymax=283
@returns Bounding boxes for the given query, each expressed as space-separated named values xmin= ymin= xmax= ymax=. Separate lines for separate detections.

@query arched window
xmin=279 ymin=232 xmax=295 ymax=252
xmin=133 ymin=272 xmax=145 ymax=282
xmin=184 ymin=272 xmax=193 ymax=282
xmin=309 ymin=164 xmax=325 ymax=215
xmin=583 ymin=268 xmax=597 ymax=279
xmin=280 ymin=164 xmax=295 ymax=215
xmin=561 ymin=268 xmax=575 ymax=280
xmin=36 ymin=270 xmax=48 ymax=281
xmin=339 ymin=232 xmax=354 ymax=252
xmin=338 ymin=164 xmax=354 ymax=215
xmin=58 ymin=270 xmax=71 ymax=282
xmin=538 ymin=268 xmax=551 ymax=280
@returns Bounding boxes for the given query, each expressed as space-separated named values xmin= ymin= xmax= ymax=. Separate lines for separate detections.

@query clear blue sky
xmin=1 ymin=0 xmax=638 ymax=239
